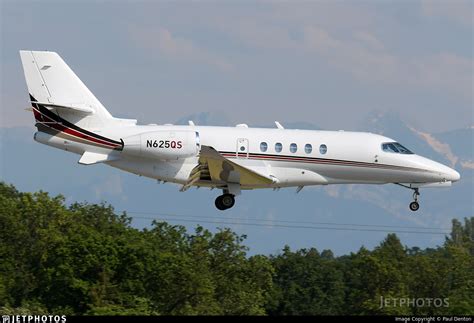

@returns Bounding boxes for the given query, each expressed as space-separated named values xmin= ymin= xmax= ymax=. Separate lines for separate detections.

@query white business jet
xmin=19 ymin=51 xmax=460 ymax=211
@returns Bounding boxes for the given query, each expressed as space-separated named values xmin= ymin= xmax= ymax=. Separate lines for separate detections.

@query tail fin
xmin=19 ymin=50 xmax=128 ymax=128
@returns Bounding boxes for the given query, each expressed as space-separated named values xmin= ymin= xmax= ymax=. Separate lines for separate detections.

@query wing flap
xmin=199 ymin=145 xmax=275 ymax=186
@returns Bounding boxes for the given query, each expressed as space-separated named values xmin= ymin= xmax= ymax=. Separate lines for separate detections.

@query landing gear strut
xmin=396 ymin=184 xmax=421 ymax=212
xmin=215 ymin=193 xmax=235 ymax=211
xmin=409 ymin=188 xmax=420 ymax=212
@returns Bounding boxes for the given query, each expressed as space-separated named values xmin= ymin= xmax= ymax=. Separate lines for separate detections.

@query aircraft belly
xmin=245 ymin=160 xmax=435 ymax=185
xmin=107 ymin=157 xmax=196 ymax=184
xmin=308 ymin=163 xmax=436 ymax=184
xmin=34 ymin=131 xmax=85 ymax=155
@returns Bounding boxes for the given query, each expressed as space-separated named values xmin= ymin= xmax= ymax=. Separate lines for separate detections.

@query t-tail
xmin=19 ymin=50 xmax=135 ymax=151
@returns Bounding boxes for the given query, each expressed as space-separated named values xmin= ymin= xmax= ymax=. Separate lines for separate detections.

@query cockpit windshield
xmin=381 ymin=142 xmax=414 ymax=154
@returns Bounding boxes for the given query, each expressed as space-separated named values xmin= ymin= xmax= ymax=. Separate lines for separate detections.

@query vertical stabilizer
xmin=19 ymin=50 xmax=116 ymax=128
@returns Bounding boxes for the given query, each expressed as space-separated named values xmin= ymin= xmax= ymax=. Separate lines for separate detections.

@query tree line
xmin=0 ymin=182 xmax=472 ymax=315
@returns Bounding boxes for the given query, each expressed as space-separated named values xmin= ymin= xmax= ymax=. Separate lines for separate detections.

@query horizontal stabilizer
xmin=32 ymin=101 xmax=94 ymax=114
xmin=78 ymin=151 xmax=120 ymax=165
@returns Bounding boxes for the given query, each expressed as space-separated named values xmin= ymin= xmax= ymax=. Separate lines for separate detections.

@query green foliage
xmin=266 ymin=246 xmax=345 ymax=315
xmin=0 ymin=182 xmax=272 ymax=315
xmin=267 ymin=223 xmax=474 ymax=316
xmin=0 ymin=182 xmax=472 ymax=315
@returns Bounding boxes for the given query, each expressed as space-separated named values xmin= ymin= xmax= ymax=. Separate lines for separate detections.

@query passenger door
xmin=236 ymin=138 xmax=249 ymax=159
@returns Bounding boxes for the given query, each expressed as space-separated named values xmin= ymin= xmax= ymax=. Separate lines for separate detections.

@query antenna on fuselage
xmin=275 ymin=121 xmax=284 ymax=129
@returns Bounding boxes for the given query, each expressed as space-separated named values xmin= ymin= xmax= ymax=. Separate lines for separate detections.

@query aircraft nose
xmin=435 ymin=164 xmax=461 ymax=182
xmin=408 ymin=155 xmax=461 ymax=183
xmin=446 ymin=168 xmax=461 ymax=182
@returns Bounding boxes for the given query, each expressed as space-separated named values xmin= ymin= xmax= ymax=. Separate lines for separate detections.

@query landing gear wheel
xmin=215 ymin=196 xmax=225 ymax=210
xmin=395 ymin=184 xmax=422 ymax=213
xmin=215 ymin=194 xmax=235 ymax=210
xmin=221 ymin=194 xmax=235 ymax=209
xmin=409 ymin=188 xmax=420 ymax=212
xmin=409 ymin=201 xmax=420 ymax=212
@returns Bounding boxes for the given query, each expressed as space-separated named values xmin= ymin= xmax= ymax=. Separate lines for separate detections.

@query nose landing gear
xmin=409 ymin=188 xmax=420 ymax=211
xmin=215 ymin=193 xmax=235 ymax=210
xmin=396 ymin=184 xmax=421 ymax=212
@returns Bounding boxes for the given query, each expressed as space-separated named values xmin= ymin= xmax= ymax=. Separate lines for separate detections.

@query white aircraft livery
xmin=20 ymin=51 xmax=461 ymax=211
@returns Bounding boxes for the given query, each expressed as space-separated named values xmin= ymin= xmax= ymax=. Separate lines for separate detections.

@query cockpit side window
xmin=382 ymin=142 xmax=414 ymax=154
xmin=382 ymin=143 xmax=399 ymax=153
xmin=393 ymin=142 xmax=413 ymax=154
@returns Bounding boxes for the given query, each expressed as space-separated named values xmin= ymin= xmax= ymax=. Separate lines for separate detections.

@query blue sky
xmin=1 ymin=1 xmax=472 ymax=132
xmin=0 ymin=1 xmax=473 ymax=255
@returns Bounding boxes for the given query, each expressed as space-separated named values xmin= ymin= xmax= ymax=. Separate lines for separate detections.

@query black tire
xmin=221 ymin=194 xmax=235 ymax=209
xmin=215 ymin=196 xmax=226 ymax=210
xmin=409 ymin=201 xmax=420 ymax=212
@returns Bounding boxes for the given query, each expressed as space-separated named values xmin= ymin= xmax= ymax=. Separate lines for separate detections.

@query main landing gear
xmin=215 ymin=185 xmax=240 ymax=211
xmin=215 ymin=193 xmax=235 ymax=211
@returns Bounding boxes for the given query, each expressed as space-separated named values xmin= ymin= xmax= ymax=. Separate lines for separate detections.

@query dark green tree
xmin=1 ymin=182 xmax=472 ymax=316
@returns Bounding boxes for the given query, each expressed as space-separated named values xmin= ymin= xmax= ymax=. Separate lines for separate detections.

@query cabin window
xmin=381 ymin=142 xmax=413 ymax=154
xmin=290 ymin=143 xmax=297 ymax=153
xmin=260 ymin=142 xmax=268 ymax=152
xmin=305 ymin=144 xmax=312 ymax=154
xmin=275 ymin=142 xmax=282 ymax=153
xmin=319 ymin=144 xmax=327 ymax=154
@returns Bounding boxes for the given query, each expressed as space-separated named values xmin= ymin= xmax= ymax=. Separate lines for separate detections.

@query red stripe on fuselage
xmin=220 ymin=152 xmax=420 ymax=172
xmin=32 ymin=106 xmax=120 ymax=149
xmin=51 ymin=122 xmax=120 ymax=148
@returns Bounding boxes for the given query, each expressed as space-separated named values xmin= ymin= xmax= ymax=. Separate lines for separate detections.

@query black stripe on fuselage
xmin=29 ymin=94 xmax=123 ymax=147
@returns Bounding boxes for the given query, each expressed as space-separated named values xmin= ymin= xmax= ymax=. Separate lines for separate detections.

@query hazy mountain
xmin=175 ymin=113 xmax=320 ymax=130
xmin=433 ymin=127 xmax=473 ymax=162
xmin=258 ymin=121 xmax=321 ymax=130
xmin=359 ymin=111 xmax=452 ymax=165
xmin=174 ymin=112 xmax=232 ymax=127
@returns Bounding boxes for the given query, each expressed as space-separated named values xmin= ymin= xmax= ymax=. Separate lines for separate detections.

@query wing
xmin=181 ymin=145 xmax=275 ymax=191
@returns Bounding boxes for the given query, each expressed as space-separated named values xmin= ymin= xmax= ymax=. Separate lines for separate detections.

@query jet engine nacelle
xmin=122 ymin=130 xmax=200 ymax=160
